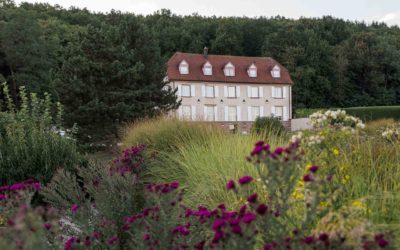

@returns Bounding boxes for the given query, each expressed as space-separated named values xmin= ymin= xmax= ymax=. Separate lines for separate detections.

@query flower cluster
xmin=110 ymin=144 xmax=148 ymax=175
xmin=310 ymin=110 xmax=365 ymax=131
xmin=382 ymin=125 xmax=400 ymax=142
xmin=248 ymin=140 xmax=302 ymax=162
xmin=291 ymin=131 xmax=325 ymax=147
xmin=0 ymin=179 xmax=41 ymax=202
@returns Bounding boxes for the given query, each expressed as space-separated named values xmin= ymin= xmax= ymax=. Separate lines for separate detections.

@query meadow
xmin=1 ymin=106 xmax=400 ymax=249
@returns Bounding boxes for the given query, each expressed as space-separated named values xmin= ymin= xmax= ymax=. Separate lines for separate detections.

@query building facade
xmin=166 ymin=48 xmax=294 ymax=131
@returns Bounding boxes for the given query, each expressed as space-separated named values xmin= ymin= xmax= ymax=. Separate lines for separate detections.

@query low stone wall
xmin=291 ymin=118 xmax=312 ymax=131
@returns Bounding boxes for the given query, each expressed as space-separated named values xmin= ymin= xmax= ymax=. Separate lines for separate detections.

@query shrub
xmin=344 ymin=106 xmax=400 ymax=122
xmin=251 ymin=116 xmax=287 ymax=137
xmin=0 ymin=84 xmax=82 ymax=185
xmin=121 ymin=117 xmax=224 ymax=153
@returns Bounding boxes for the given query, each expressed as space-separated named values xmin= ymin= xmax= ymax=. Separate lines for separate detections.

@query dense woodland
xmin=1 ymin=0 xmax=400 ymax=138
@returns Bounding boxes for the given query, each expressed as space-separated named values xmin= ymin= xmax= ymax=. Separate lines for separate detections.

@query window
xmin=179 ymin=60 xmax=189 ymax=75
xmin=224 ymin=62 xmax=235 ymax=77
xmin=203 ymin=62 xmax=212 ymax=75
xmin=181 ymin=84 xmax=191 ymax=97
xmin=271 ymin=65 xmax=280 ymax=78
xmin=228 ymin=106 xmax=237 ymax=121
xmin=274 ymin=106 xmax=283 ymax=120
xmin=248 ymin=64 xmax=257 ymax=78
xmin=250 ymin=87 xmax=259 ymax=98
xmin=205 ymin=86 xmax=215 ymax=98
xmin=205 ymin=105 xmax=215 ymax=121
xmin=273 ymin=87 xmax=283 ymax=98
xmin=227 ymin=86 xmax=236 ymax=98
xmin=182 ymin=106 xmax=191 ymax=120
xmin=251 ymin=106 xmax=260 ymax=120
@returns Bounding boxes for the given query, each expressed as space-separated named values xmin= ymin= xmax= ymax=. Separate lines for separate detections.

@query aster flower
xmin=256 ymin=204 xmax=268 ymax=215
xmin=212 ymin=219 xmax=226 ymax=231
xmin=242 ymin=212 xmax=256 ymax=224
xmin=231 ymin=224 xmax=242 ymax=235
xmin=303 ymin=236 xmax=314 ymax=245
xmin=247 ymin=193 xmax=257 ymax=203
xmin=70 ymin=204 xmax=79 ymax=214
xmin=238 ymin=176 xmax=253 ymax=185
xmin=319 ymin=233 xmax=329 ymax=242
xmin=107 ymin=235 xmax=118 ymax=245
xmin=43 ymin=223 xmax=52 ymax=230
xmin=303 ymin=175 xmax=313 ymax=182
xmin=308 ymin=165 xmax=319 ymax=173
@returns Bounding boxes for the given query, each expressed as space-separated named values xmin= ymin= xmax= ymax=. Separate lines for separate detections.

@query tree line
xmin=1 ymin=0 xmax=400 ymax=139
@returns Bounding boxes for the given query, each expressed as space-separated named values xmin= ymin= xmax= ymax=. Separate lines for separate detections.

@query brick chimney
xmin=203 ymin=46 xmax=208 ymax=59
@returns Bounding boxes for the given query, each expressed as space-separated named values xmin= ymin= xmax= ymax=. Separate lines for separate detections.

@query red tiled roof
xmin=167 ymin=52 xmax=293 ymax=85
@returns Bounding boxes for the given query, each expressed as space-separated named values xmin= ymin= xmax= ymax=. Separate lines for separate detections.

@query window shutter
xmin=247 ymin=107 xmax=252 ymax=121
xmin=224 ymin=106 xmax=229 ymax=121
xmin=237 ymin=106 xmax=241 ymax=121
xmin=260 ymin=106 xmax=264 ymax=117
xmin=214 ymin=106 xmax=218 ymax=121
xmin=271 ymin=106 xmax=276 ymax=117
xmin=272 ymin=87 xmax=275 ymax=98
xmin=178 ymin=106 xmax=183 ymax=119
xmin=224 ymin=86 xmax=228 ymax=97
xmin=203 ymin=106 xmax=207 ymax=120
xmin=259 ymin=87 xmax=263 ymax=98
xmin=202 ymin=85 xmax=206 ymax=97
xmin=247 ymin=86 xmax=251 ymax=98
xmin=177 ymin=85 xmax=181 ymax=96
xmin=191 ymin=85 xmax=195 ymax=97
xmin=236 ymin=86 xmax=240 ymax=97
xmin=283 ymin=107 xmax=289 ymax=121
xmin=215 ymin=86 xmax=219 ymax=97
xmin=283 ymin=86 xmax=288 ymax=98
xmin=191 ymin=106 xmax=196 ymax=121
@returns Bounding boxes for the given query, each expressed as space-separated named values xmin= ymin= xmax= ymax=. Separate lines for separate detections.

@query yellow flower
xmin=332 ymin=149 xmax=340 ymax=155
xmin=351 ymin=200 xmax=366 ymax=209
xmin=342 ymin=175 xmax=350 ymax=184
xmin=319 ymin=201 xmax=329 ymax=208
xmin=297 ymin=180 xmax=304 ymax=187
xmin=305 ymin=164 xmax=312 ymax=171
xmin=292 ymin=191 xmax=304 ymax=200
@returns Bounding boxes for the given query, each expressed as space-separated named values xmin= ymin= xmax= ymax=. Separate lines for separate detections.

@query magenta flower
xmin=43 ymin=223 xmax=52 ymax=230
xmin=70 ymin=204 xmax=79 ymax=214
xmin=256 ymin=204 xmax=268 ymax=215
xmin=212 ymin=219 xmax=226 ymax=231
xmin=0 ymin=194 xmax=6 ymax=201
xmin=170 ymin=181 xmax=179 ymax=189
xmin=84 ymin=237 xmax=91 ymax=246
xmin=274 ymin=147 xmax=284 ymax=155
xmin=377 ymin=239 xmax=389 ymax=247
xmin=9 ymin=183 xmax=25 ymax=190
xmin=107 ymin=235 xmax=118 ymax=245
xmin=32 ymin=182 xmax=41 ymax=191
xmin=211 ymin=230 xmax=224 ymax=244
xmin=247 ymin=193 xmax=257 ymax=203
xmin=319 ymin=233 xmax=329 ymax=242
xmin=64 ymin=237 xmax=76 ymax=250
xmin=226 ymin=179 xmax=236 ymax=190
xmin=303 ymin=175 xmax=313 ymax=182
xmin=238 ymin=176 xmax=253 ymax=185
xmin=242 ymin=212 xmax=256 ymax=224
xmin=143 ymin=234 xmax=150 ymax=241
xmin=303 ymin=236 xmax=314 ymax=245
xmin=309 ymin=165 xmax=319 ymax=173
xmin=231 ymin=224 xmax=242 ymax=235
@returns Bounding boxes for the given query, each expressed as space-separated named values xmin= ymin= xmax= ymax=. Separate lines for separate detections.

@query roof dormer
xmin=271 ymin=65 xmax=281 ymax=78
xmin=224 ymin=62 xmax=235 ymax=77
xmin=203 ymin=61 xmax=212 ymax=76
xmin=247 ymin=63 xmax=257 ymax=78
xmin=179 ymin=60 xmax=189 ymax=75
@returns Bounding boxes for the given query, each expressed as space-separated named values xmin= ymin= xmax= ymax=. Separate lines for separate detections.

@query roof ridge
xmin=175 ymin=52 xmax=272 ymax=60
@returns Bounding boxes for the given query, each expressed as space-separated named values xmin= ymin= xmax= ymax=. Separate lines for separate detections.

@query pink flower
xmin=226 ymin=180 xmax=236 ymax=190
xmin=302 ymin=175 xmax=313 ymax=182
xmin=71 ymin=204 xmax=79 ymax=213
xmin=309 ymin=165 xmax=319 ymax=173
xmin=107 ymin=235 xmax=118 ymax=245
xmin=143 ymin=234 xmax=150 ymax=241
xmin=43 ymin=223 xmax=52 ymax=230
xmin=231 ymin=224 xmax=242 ymax=234
xmin=274 ymin=147 xmax=284 ymax=155
xmin=0 ymin=194 xmax=6 ymax=201
xmin=64 ymin=237 xmax=76 ymax=250
xmin=32 ymin=182 xmax=41 ymax=191
xmin=303 ymin=236 xmax=314 ymax=245
xmin=84 ymin=236 xmax=91 ymax=246
xmin=212 ymin=219 xmax=226 ymax=231
xmin=238 ymin=176 xmax=253 ymax=185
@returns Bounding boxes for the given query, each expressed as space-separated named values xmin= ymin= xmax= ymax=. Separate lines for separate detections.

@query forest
xmin=1 ymin=0 xmax=400 ymax=138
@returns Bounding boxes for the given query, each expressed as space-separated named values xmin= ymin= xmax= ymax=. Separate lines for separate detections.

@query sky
xmin=15 ymin=0 xmax=400 ymax=26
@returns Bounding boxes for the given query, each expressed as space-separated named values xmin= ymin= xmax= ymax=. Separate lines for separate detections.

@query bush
xmin=0 ymin=84 xmax=82 ymax=185
xmin=251 ymin=116 xmax=287 ymax=137
xmin=121 ymin=117 xmax=224 ymax=153
xmin=344 ymin=106 xmax=400 ymax=122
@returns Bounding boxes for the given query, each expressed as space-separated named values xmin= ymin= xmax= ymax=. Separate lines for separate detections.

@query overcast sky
xmin=15 ymin=0 xmax=400 ymax=26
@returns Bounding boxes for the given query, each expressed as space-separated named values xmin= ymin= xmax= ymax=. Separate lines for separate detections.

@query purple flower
xmin=43 ymin=223 xmax=52 ymax=230
xmin=9 ymin=183 xmax=25 ymax=190
xmin=64 ymin=237 xmax=76 ymax=250
xmin=84 ymin=237 xmax=91 ymax=246
xmin=194 ymin=241 xmax=205 ymax=250
xmin=309 ymin=165 xmax=319 ymax=173
xmin=256 ymin=204 xmax=268 ymax=215
xmin=107 ymin=235 xmax=118 ymax=245
xmin=303 ymin=175 xmax=313 ymax=182
xmin=247 ymin=193 xmax=257 ymax=203
xmin=319 ymin=233 xmax=329 ymax=242
xmin=0 ymin=194 xmax=6 ymax=201
xmin=238 ymin=176 xmax=253 ymax=185
xmin=377 ymin=239 xmax=389 ymax=247
xmin=218 ymin=204 xmax=226 ymax=210
xmin=229 ymin=218 xmax=240 ymax=226
xmin=242 ymin=212 xmax=256 ymax=224
xmin=71 ymin=204 xmax=79 ymax=214
xmin=170 ymin=181 xmax=179 ymax=189
xmin=274 ymin=147 xmax=284 ymax=155
xmin=251 ymin=145 xmax=264 ymax=156
xmin=303 ymin=236 xmax=314 ymax=245
xmin=212 ymin=230 xmax=224 ymax=244
xmin=226 ymin=180 xmax=236 ymax=190
xmin=212 ymin=219 xmax=226 ymax=231
xmin=143 ymin=234 xmax=151 ymax=241
xmin=231 ymin=224 xmax=242 ymax=234
xmin=32 ymin=182 xmax=41 ymax=191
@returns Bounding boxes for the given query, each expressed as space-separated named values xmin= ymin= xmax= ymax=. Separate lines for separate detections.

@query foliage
xmin=0 ymin=83 xmax=82 ymax=185
xmin=345 ymin=106 xmax=400 ymax=122
xmin=251 ymin=116 xmax=287 ymax=137
xmin=0 ymin=140 xmax=394 ymax=249
xmin=309 ymin=109 xmax=365 ymax=131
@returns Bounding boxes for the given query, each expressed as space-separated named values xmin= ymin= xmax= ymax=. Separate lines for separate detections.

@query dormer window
xmin=248 ymin=64 xmax=257 ymax=78
xmin=271 ymin=65 xmax=281 ymax=78
xmin=203 ymin=62 xmax=212 ymax=76
xmin=224 ymin=62 xmax=235 ymax=77
xmin=179 ymin=60 xmax=189 ymax=75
